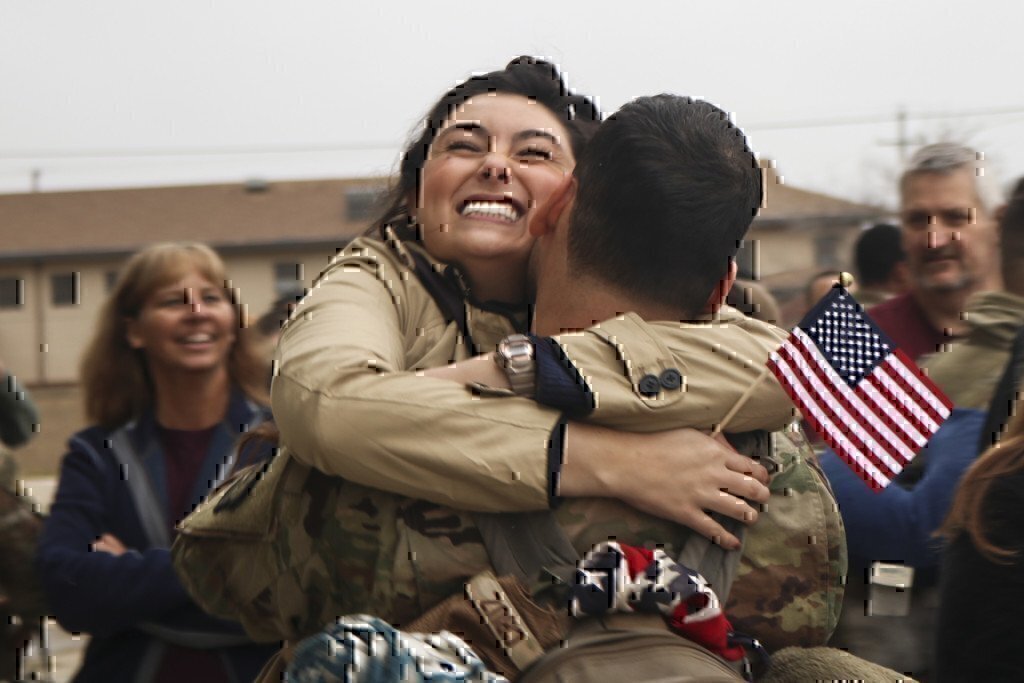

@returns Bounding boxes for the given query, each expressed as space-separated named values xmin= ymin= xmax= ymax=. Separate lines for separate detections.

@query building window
xmin=105 ymin=270 xmax=119 ymax=292
xmin=51 ymin=272 xmax=80 ymax=307
xmin=345 ymin=186 xmax=384 ymax=222
xmin=274 ymin=263 xmax=303 ymax=298
xmin=0 ymin=277 xmax=23 ymax=309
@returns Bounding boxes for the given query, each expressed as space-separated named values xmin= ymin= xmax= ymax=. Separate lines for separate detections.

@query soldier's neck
xmin=534 ymin=277 xmax=684 ymax=336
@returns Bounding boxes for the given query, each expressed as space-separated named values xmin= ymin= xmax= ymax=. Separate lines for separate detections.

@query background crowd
xmin=1 ymin=57 xmax=1022 ymax=683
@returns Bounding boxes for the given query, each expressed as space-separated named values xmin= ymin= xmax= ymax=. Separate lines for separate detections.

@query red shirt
xmin=868 ymin=292 xmax=950 ymax=362
xmin=157 ymin=424 xmax=228 ymax=683
xmin=160 ymin=424 xmax=217 ymax=527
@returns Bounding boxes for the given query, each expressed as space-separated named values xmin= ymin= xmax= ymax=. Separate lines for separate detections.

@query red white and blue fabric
xmin=767 ymin=286 xmax=953 ymax=490
xmin=569 ymin=541 xmax=746 ymax=662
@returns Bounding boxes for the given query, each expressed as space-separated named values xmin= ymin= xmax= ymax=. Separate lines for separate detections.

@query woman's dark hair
xmin=941 ymin=406 xmax=1024 ymax=563
xmin=371 ymin=56 xmax=601 ymax=238
xmin=246 ymin=59 xmax=599 ymax=460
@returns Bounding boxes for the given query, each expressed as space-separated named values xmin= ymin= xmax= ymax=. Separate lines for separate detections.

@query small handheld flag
xmin=767 ymin=286 xmax=952 ymax=490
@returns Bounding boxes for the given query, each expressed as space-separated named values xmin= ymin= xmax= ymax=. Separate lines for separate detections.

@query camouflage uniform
xmin=175 ymin=236 xmax=845 ymax=652
xmin=898 ymin=290 xmax=1024 ymax=483
xmin=923 ymin=290 xmax=1024 ymax=409
xmin=0 ymin=371 xmax=39 ymax=492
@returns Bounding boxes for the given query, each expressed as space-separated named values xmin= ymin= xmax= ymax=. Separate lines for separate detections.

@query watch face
xmin=501 ymin=335 xmax=533 ymax=360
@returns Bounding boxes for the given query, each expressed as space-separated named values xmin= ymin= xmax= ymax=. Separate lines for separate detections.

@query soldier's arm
xmin=425 ymin=309 xmax=794 ymax=433
xmin=274 ymin=239 xmax=558 ymax=511
xmin=276 ymin=241 xmax=772 ymax=519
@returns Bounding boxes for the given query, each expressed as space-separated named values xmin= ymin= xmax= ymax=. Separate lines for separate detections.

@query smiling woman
xmin=35 ymin=242 xmax=276 ymax=682
xmin=125 ymin=270 xmax=238 ymax=386
xmin=414 ymin=92 xmax=577 ymax=302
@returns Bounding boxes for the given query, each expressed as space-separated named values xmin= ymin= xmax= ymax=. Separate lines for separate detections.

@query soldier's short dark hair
xmin=567 ymin=95 xmax=762 ymax=318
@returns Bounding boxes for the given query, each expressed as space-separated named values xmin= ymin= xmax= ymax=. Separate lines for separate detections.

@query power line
xmin=0 ymin=140 xmax=398 ymax=161
xmin=2 ymin=105 xmax=1024 ymax=161
xmin=744 ymin=105 xmax=1024 ymax=131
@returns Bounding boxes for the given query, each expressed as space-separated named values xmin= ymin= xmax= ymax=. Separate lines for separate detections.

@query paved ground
xmin=19 ymin=478 xmax=84 ymax=683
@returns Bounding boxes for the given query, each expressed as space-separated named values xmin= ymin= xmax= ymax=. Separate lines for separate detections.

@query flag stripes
xmin=766 ymin=287 xmax=953 ymax=490
xmin=770 ymin=336 xmax=900 ymax=488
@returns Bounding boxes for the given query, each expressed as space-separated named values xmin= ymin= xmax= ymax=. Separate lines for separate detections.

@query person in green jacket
xmin=0 ymin=358 xmax=39 ymax=491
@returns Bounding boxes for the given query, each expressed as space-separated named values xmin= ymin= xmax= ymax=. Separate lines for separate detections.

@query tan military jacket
xmin=273 ymin=236 xmax=795 ymax=510
xmin=175 ymin=235 xmax=843 ymax=653
xmin=924 ymin=290 xmax=1024 ymax=409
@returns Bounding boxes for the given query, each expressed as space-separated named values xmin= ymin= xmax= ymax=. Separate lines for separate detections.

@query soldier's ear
xmin=706 ymin=260 xmax=738 ymax=313
xmin=529 ymin=175 xmax=576 ymax=238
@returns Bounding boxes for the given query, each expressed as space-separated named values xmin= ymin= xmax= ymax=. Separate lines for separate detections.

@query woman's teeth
xmin=460 ymin=201 xmax=520 ymax=222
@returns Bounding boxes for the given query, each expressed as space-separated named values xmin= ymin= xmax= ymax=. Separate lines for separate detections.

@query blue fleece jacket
xmin=35 ymin=389 xmax=275 ymax=683
xmin=821 ymin=408 xmax=985 ymax=569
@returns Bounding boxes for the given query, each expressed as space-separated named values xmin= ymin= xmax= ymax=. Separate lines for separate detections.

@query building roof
xmin=757 ymin=164 xmax=885 ymax=223
xmin=0 ymin=170 xmax=885 ymax=263
xmin=0 ymin=177 xmax=387 ymax=262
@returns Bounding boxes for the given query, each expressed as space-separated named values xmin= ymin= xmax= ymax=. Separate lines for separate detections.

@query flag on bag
xmin=767 ymin=285 xmax=952 ymax=490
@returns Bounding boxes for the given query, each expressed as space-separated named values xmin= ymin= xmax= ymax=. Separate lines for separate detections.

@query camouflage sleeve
xmin=726 ymin=426 xmax=847 ymax=650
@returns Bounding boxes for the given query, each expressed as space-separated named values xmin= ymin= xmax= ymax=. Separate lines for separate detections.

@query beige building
xmin=742 ymin=164 xmax=889 ymax=321
xmin=0 ymin=178 xmax=386 ymax=385
xmin=1 ymin=170 xmax=887 ymax=386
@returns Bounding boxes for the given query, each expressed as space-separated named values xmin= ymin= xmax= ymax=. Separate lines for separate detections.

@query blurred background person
xmin=925 ymin=177 xmax=1024 ymax=413
xmin=727 ymin=277 xmax=782 ymax=324
xmin=853 ymin=223 xmax=908 ymax=308
xmin=35 ymin=243 xmax=275 ymax=682
xmin=825 ymin=162 xmax=1020 ymax=679
xmin=804 ymin=270 xmax=842 ymax=313
xmin=870 ymin=142 xmax=1003 ymax=362
xmin=937 ymin=401 xmax=1024 ymax=680
xmin=0 ymin=359 xmax=42 ymax=683
xmin=247 ymin=287 xmax=305 ymax=382
xmin=0 ymin=358 xmax=39 ymax=491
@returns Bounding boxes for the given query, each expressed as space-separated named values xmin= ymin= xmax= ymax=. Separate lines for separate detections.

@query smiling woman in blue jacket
xmin=36 ymin=243 xmax=275 ymax=683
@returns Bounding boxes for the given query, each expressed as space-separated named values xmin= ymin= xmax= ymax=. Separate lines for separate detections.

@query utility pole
xmin=880 ymin=108 xmax=924 ymax=164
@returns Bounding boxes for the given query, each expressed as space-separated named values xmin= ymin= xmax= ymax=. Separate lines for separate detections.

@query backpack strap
xmin=677 ymin=430 xmax=770 ymax=603
xmin=406 ymin=247 xmax=478 ymax=352
xmin=472 ymin=510 xmax=580 ymax=588
xmin=981 ymin=325 xmax=1024 ymax=451
xmin=473 ymin=430 xmax=770 ymax=607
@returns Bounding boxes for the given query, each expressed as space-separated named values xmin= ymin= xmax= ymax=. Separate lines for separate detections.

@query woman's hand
xmin=420 ymin=355 xmax=508 ymax=389
xmin=91 ymin=533 xmax=128 ymax=556
xmin=559 ymin=424 xmax=770 ymax=550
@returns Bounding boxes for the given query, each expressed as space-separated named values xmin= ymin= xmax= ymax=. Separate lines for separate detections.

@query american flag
xmin=767 ymin=286 xmax=952 ymax=490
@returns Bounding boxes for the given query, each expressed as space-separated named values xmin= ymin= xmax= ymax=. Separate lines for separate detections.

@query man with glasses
xmin=869 ymin=142 xmax=1003 ymax=361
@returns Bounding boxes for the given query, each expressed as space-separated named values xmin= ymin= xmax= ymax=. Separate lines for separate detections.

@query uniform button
xmin=659 ymin=368 xmax=683 ymax=390
xmin=638 ymin=374 xmax=661 ymax=397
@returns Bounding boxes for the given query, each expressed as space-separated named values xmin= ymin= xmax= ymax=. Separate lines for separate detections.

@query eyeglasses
xmin=901 ymin=208 xmax=975 ymax=230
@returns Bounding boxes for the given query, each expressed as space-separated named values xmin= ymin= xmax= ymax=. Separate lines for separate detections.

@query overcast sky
xmin=2 ymin=1 xmax=1022 ymax=207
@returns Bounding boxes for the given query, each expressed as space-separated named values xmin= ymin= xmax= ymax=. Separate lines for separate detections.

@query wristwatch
xmin=495 ymin=334 xmax=536 ymax=398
